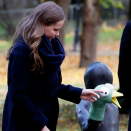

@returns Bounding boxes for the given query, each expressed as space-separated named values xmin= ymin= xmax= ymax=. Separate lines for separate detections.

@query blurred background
xmin=0 ymin=0 xmax=130 ymax=130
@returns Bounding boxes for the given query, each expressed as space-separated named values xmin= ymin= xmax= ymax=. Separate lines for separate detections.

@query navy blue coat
xmin=2 ymin=36 xmax=82 ymax=131
xmin=118 ymin=21 xmax=131 ymax=104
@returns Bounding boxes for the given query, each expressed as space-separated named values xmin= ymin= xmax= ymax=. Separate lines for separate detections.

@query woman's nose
xmin=56 ymin=31 xmax=59 ymax=36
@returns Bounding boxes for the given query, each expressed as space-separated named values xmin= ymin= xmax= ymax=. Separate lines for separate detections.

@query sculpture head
xmin=94 ymin=83 xmax=123 ymax=108
xmin=84 ymin=62 xmax=113 ymax=89
xmin=89 ymin=83 xmax=123 ymax=121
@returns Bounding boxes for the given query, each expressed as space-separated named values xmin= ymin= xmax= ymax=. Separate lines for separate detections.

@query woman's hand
xmin=41 ymin=126 xmax=50 ymax=131
xmin=80 ymin=89 xmax=103 ymax=102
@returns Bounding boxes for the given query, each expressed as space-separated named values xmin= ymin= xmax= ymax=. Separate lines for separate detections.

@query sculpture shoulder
xmin=98 ymin=103 xmax=119 ymax=131
xmin=104 ymin=103 xmax=119 ymax=120
xmin=75 ymin=102 xmax=119 ymax=131
xmin=75 ymin=100 xmax=91 ymax=131
xmin=75 ymin=100 xmax=91 ymax=114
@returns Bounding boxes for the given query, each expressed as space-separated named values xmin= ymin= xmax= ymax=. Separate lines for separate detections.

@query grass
xmin=65 ymin=32 xmax=74 ymax=45
xmin=0 ymin=21 xmax=124 ymax=52
xmin=0 ymin=41 xmax=11 ymax=54
xmin=64 ymin=22 xmax=124 ymax=45
xmin=98 ymin=28 xmax=123 ymax=44
xmin=64 ymin=29 xmax=123 ymax=45
xmin=0 ymin=25 xmax=11 ymax=53
xmin=0 ymin=94 xmax=129 ymax=131
xmin=0 ymin=26 xmax=7 ymax=37
xmin=0 ymin=32 xmax=123 ymax=54
xmin=57 ymin=103 xmax=81 ymax=131
xmin=57 ymin=99 xmax=129 ymax=131
xmin=0 ymin=86 xmax=7 ymax=130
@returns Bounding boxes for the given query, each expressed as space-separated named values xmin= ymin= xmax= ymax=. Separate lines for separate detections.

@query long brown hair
xmin=6 ymin=1 xmax=65 ymax=74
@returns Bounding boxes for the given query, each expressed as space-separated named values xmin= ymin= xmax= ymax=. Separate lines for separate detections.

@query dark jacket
xmin=2 ymin=35 xmax=82 ymax=131
xmin=118 ymin=21 xmax=131 ymax=104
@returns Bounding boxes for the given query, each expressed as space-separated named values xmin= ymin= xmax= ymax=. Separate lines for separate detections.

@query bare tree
xmin=0 ymin=0 xmax=16 ymax=36
xmin=79 ymin=0 xmax=101 ymax=67
xmin=0 ymin=0 xmax=38 ymax=37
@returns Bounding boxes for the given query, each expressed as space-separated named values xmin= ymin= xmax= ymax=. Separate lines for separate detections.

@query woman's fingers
xmin=89 ymin=96 xmax=97 ymax=102
xmin=80 ymin=89 xmax=104 ymax=101
xmin=92 ymin=96 xmax=97 ymax=101
xmin=93 ymin=90 xmax=104 ymax=98
xmin=91 ymin=92 xmax=100 ymax=99
xmin=90 ymin=99 xmax=95 ymax=102
xmin=94 ymin=90 xmax=104 ymax=93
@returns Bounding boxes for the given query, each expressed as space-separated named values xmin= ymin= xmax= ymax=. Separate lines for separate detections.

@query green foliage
xmin=115 ymin=2 xmax=124 ymax=9
xmin=100 ymin=0 xmax=124 ymax=9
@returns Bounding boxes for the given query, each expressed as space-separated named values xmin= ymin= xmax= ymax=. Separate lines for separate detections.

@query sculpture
xmin=75 ymin=62 xmax=123 ymax=131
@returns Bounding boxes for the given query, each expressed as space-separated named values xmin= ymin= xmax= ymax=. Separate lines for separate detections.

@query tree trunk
xmin=79 ymin=0 xmax=101 ymax=67
xmin=57 ymin=0 xmax=71 ymax=45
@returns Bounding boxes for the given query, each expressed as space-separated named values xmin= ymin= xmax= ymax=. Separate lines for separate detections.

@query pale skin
xmin=41 ymin=20 xmax=103 ymax=131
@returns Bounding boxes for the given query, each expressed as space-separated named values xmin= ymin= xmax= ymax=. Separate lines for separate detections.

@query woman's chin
xmin=51 ymin=36 xmax=56 ymax=40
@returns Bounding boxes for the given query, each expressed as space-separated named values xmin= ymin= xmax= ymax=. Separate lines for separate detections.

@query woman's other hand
xmin=41 ymin=126 xmax=50 ymax=131
xmin=80 ymin=89 xmax=103 ymax=102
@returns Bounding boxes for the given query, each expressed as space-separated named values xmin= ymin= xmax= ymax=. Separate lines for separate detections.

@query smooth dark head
xmin=84 ymin=62 xmax=113 ymax=89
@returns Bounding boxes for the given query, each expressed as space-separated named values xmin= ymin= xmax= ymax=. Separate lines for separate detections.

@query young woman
xmin=2 ymin=1 xmax=102 ymax=131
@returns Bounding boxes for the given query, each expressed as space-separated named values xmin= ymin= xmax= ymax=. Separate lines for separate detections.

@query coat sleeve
xmin=9 ymin=43 xmax=48 ymax=130
xmin=118 ymin=21 xmax=131 ymax=103
xmin=57 ymin=84 xmax=83 ymax=104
